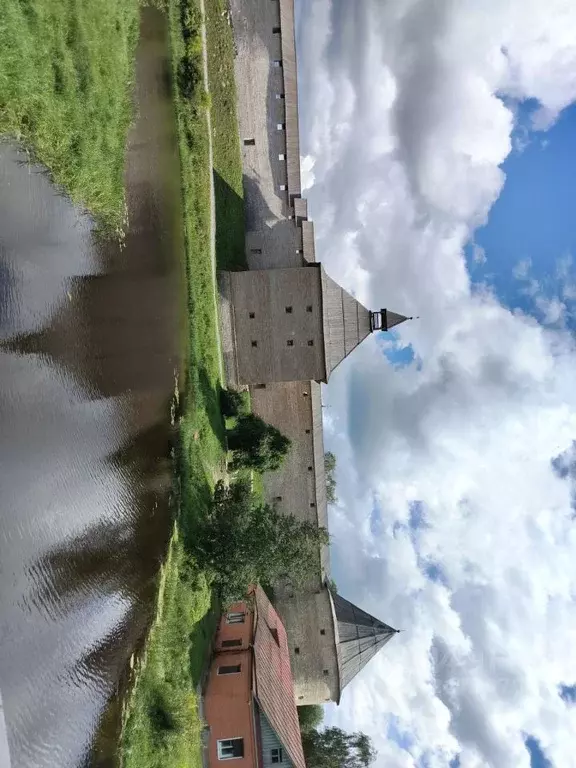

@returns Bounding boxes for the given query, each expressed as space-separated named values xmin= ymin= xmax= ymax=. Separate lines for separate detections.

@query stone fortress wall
xmin=226 ymin=0 xmax=342 ymax=705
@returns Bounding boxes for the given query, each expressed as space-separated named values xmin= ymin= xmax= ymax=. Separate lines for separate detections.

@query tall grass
xmin=0 ymin=0 xmax=141 ymax=231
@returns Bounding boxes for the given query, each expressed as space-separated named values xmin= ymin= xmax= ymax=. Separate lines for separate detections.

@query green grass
xmin=0 ymin=0 xmax=141 ymax=232
xmin=204 ymin=0 xmax=246 ymax=270
xmin=120 ymin=530 xmax=215 ymax=768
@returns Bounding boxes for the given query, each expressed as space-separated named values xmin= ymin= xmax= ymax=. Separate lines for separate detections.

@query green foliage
xmin=302 ymin=727 xmax=377 ymax=768
xmin=220 ymin=388 xmax=247 ymax=418
xmin=297 ymin=704 xmax=324 ymax=735
xmin=194 ymin=480 xmax=329 ymax=604
xmin=227 ymin=414 xmax=291 ymax=472
xmin=0 ymin=0 xmax=140 ymax=231
xmin=121 ymin=533 xmax=215 ymax=768
xmin=324 ymin=451 xmax=338 ymax=504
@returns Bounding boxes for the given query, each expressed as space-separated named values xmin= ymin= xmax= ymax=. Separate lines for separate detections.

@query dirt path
xmin=199 ymin=0 xmax=225 ymax=385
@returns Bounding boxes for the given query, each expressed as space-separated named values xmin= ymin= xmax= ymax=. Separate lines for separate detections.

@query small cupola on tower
xmin=370 ymin=309 xmax=412 ymax=332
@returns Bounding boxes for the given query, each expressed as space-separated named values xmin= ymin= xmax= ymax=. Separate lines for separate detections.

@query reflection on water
xmin=0 ymin=9 xmax=185 ymax=767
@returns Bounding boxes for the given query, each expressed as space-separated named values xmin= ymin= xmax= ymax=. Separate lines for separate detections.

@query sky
xmin=294 ymin=2 xmax=576 ymax=767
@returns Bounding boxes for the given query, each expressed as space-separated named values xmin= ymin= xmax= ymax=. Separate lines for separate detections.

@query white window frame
xmin=226 ymin=612 xmax=245 ymax=624
xmin=278 ymin=153 xmax=285 ymax=161
xmin=273 ymin=60 xmax=283 ymax=68
xmin=217 ymin=738 xmax=244 ymax=761
xmin=279 ymin=184 xmax=287 ymax=191
xmin=277 ymin=123 xmax=285 ymax=131
xmin=271 ymin=747 xmax=284 ymax=764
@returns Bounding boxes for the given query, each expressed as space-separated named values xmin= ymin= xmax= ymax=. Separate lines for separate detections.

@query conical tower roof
xmin=320 ymin=267 xmax=372 ymax=379
xmin=319 ymin=265 xmax=412 ymax=381
xmin=332 ymin=592 xmax=399 ymax=690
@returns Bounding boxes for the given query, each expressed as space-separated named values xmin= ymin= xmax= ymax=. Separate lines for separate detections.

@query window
xmin=305 ymin=429 xmax=311 ymax=434
xmin=276 ymin=93 xmax=285 ymax=100
xmin=323 ymin=669 xmax=329 ymax=675
xmin=251 ymin=340 xmax=258 ymax=348
xmin=296 ymin=249 xmax=301 ymax=254
xmin=285 ymin=306 xmax=293 ymax=313
xmin=287 ymin=340 xmax=294 ymax=347
xmin=280 ymin=184 xmax=287 ymax=191
xmin=217 ymin=739 xmax=244 ymax=760
xmin=308 ymin=466 xmax=313 ymax=471
xmin=277 ymin=123 xmax=286 ymax=131
xmin=226 ymin=612 xmax=245 ymax=624
xmin=278 ymin=153 xmax=285 ymax=161
xmin=294 ymin=647 xmax=300 ymax=655
xmin=255 ymin=383 xmax=266 ymax=389
xmin=306 ymin=305 xmax=313 ymax=312
xmin=275 ymin=495 xmax=282 ymax=502
xmin=298 ymin=696 xmax=304 ymax=701
xmin=273 ymin=60 xmax=283 ymax=68
xmin=249 ymin=312 xmax=255 ymax=319
xmin=251 ymin=248 xmax=262 ymax=254
xmin=271 ymin=748 xmax=284 ymax=764
xmin=320 ymin=629 xmax=326 ymax=636
xmin=218 ymin=664 xmax=241 ymax=675
xmin=272 ymin=26 xmax=281 ymax=34
xmin=243 ymin=138 xmax=255 ymax=146
xmin=303 ymin=391 xmax=309 ymax=397
xmin=222 ymin=639 xmax=242 ymax=648
xmin=307 ymin=340 xmax=314 ymax=346
xmin=310 ymin=502 xmax=316 ymax=508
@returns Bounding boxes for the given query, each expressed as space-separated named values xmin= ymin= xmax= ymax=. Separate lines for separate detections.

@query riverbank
xmin=0 ymin=0 xmax=141 ymax=232
xmin=119 ymin=1 xmax=243 ymax=766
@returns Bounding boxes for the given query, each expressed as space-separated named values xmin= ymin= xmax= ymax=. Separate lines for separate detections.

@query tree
xmin=227 ymin=414 xmax=291 ymax=472
xmin=220 ymin=388 xmax=245 ymax=418
xmin=302 ymin=727 xmax=377 ymax=768
xmin=193 ymin=480 xmax=329 ymax=604
xmin=297 ymin=704 xmax=324 ymax=735
xmin=325 ymin=451 xmax=337 ymax=504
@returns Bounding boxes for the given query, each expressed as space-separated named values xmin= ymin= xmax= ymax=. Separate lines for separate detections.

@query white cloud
xmin=295 ymin=0 xmax=576 ymax=766
xmin=471 ymin=243 xmax=487 ymax=266
xmin=301 ymin=154 xmax=317 ymax=192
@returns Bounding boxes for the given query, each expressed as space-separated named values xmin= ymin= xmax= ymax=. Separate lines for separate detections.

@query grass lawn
xmin=0 ymin=0 xmax=141 ymax=232
xmin=204 ymin=0 xmax=246 ymax=270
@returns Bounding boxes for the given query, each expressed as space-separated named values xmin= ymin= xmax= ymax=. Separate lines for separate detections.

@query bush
xmin=220 ymin=389 xmax=245 ymax=418
xmin=227 ymin=414 xmax=291 ymax=473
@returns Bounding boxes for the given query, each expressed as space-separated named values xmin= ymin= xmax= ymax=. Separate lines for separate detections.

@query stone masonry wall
xmin=227 ymin=0 xmax=339 ymax=704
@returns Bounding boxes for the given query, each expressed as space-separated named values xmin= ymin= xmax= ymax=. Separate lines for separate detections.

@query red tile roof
xmin=252 ymin=587 xmax=306 ymax=768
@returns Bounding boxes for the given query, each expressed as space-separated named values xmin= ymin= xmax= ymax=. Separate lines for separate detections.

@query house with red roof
xmin=204 ymin=586 xmax=306 ymax=768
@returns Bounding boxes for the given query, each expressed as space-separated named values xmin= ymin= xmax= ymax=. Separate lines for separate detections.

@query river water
xmin=0 ymin=10 xmax=185 ymax=767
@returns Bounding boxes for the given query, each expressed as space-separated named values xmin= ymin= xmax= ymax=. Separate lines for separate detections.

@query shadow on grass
xmin=189 ymin=596 xmax=220 ymax=687
xmin=214 ymin=170 xmax=246 ymax=271
xmin=198 ymin=366 xmax=227 ymax=450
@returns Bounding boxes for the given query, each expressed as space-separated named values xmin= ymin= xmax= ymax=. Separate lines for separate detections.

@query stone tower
xmin=274 ymin=584 xmax=399 ymax=705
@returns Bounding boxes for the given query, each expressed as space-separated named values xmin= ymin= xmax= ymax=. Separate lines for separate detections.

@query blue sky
xmin=466 ymin=100 xmax=576 ymax=327
xmin=331 ymin=98 xmax=576 ymax=767
xmin=297 ymin=0 xmax=576 ymax=762
xmin=381 ymin=100 xmax=576 ymax=371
